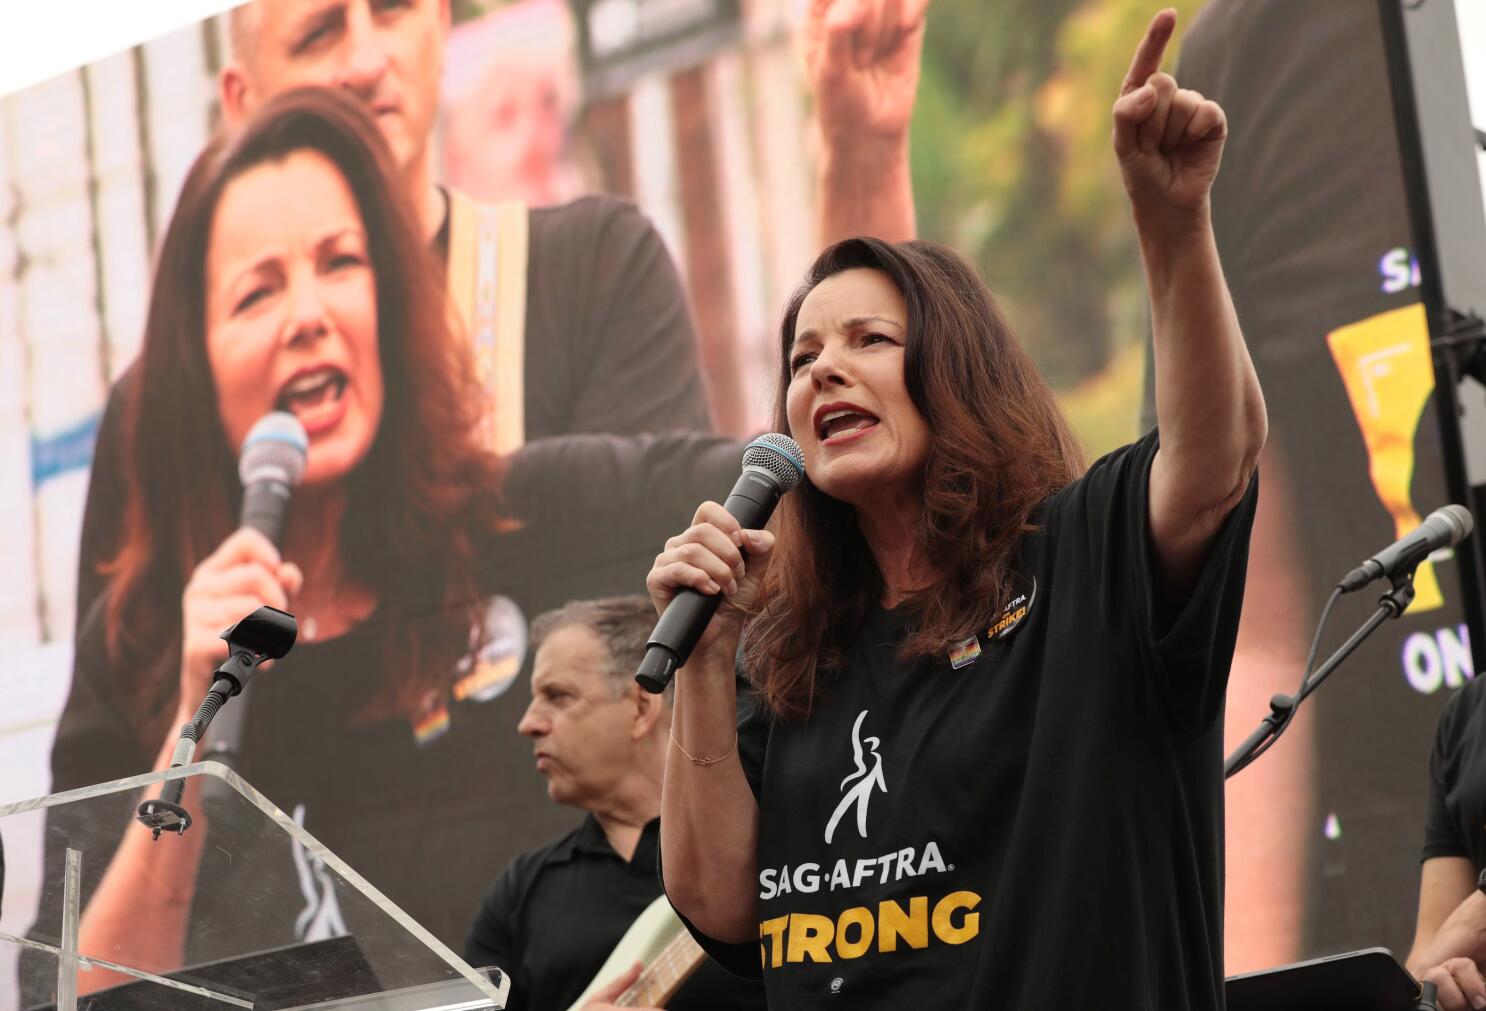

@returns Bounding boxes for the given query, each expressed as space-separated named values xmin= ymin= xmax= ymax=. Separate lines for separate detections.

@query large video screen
xmin=0 ymin=0 xmax=1477 ymax=997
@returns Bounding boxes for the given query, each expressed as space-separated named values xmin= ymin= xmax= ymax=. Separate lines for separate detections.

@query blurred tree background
xmin=914 ymin=0 xmax=1205 ymax=456
xmin=466 ymin=0 xmax=1209 ymax=456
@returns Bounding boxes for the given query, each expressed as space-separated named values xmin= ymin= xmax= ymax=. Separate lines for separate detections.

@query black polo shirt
xmin=1425 ymin=673 xmax=1486 ymax=869
xmin=465 ymin=815 xmax=764 ymax=1011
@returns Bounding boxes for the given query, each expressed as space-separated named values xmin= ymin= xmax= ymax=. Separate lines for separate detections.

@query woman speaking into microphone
xmin=649 ymin=10 xmax=1266 ymax=1008
xmin=28 ymin=85 xmax=742 ymax=999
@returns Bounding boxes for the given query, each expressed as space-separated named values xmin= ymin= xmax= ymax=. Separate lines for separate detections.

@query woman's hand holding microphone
xmin=175 ymin=529 xmax=301 ymax=735
xmin=645 ymin=501 xmax=775 ymax=672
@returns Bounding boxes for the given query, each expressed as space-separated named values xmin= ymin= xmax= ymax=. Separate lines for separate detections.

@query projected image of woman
xmin=29 ymin=86 xmax=738 ymax=996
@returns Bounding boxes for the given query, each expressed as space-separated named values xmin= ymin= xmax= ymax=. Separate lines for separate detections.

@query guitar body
xmin=565 ymin=895 xmax=704 ymax=1010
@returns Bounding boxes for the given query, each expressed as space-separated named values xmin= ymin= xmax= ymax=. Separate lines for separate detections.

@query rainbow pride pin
xmin=948 ymin=636 xmax=982 ymax=669
xmin=412 ymin=705 xmax=451 ymax=745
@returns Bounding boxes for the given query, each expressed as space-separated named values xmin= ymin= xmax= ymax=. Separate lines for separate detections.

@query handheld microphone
xmin=1339 ymin=504 xmax=1473 ymax=592
xmin=204 ymin=413 xmax=308 ymax=772
xmin=635 ymin=434 xmax=805 ymax=695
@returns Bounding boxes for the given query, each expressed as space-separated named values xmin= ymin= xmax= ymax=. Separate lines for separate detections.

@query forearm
xmin=1408 ymin=925 xmax=1486 ymax=979
xmin=77 ymin=717 xmax=207 ymax=992
xmin=661 ymin=644 xmax=759 ymax=943
xmin=817 ymin=138 xmax=917 ymax=247
xmin=1144 ymin=207 xmax=1266 ymax=495
xmin=1410 ymin=888 xmax=1486 ymax=977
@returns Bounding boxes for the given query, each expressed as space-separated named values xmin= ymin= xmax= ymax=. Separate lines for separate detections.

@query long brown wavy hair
xmin=744 ymin=238 xmax=1087 ymax=719
xmin=105 ymin=87 xmax=502 ymax=746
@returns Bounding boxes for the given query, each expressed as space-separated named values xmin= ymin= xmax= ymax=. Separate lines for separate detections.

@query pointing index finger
xmin=1121 ymin=8 xmax=1176 ymax=96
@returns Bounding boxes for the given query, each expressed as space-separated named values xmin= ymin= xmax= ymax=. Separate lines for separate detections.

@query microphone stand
xmin=136 ymin=606 xmax=296 ymax=839
xmin=1224 ymin=573 xmax=1416 ymax=779
xmin=135 ymin=656 xmax=264 ymax=840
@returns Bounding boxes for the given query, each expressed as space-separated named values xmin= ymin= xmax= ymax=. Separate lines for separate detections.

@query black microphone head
xmin=1430 ymin=503 xmax=1474 ymax=545
xmin=743 ymin=433 xmax=805 ymax=492
xmin=239 ymin=412 xmax=309 ymax=488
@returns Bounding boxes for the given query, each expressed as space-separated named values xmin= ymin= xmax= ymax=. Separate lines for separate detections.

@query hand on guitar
xmin=1417 ymin=957 xmax=1486 ymax=1011
xmin=582 ymin=961 xmax=663 ymax=1011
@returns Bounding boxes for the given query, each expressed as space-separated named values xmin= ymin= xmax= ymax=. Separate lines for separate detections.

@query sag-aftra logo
xmin=824 ymin=710 xmax=887 ymax=844
xmin=755 ymin=709 xmax=983 ymax=968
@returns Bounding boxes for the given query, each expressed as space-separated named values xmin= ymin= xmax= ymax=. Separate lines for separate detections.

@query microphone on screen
xmin=635 ymin=433 xmax=805 ymax=695
xmin=202 ymin=412 xmax=308 ymax=774
xmin=238 ymin=411 xmax=310 ymax=544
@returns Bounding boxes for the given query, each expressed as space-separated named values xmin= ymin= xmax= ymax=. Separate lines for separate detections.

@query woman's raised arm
xmin=1114 ymin=10 xmax=1267 ymax=599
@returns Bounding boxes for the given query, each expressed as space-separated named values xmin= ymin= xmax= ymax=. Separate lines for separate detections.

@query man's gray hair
xmin=530 ymin=596 xmax=668 ymax=700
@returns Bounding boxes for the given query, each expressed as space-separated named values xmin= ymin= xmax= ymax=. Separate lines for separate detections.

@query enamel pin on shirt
xmin=948 ymin=636 xmax=982 ymax=669
xmin=946 ymin=575 xmax=1039 ymax=668
xmin=988 ymin=575 xmax=1037 ymax=641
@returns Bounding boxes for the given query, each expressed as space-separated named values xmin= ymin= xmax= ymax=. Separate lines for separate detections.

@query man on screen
xmin=465 ymin=597 xmax=765 ymax=1011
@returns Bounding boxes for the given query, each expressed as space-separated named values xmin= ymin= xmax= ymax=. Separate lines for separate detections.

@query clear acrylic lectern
xmin=0 ymin=762 xmax=508 ymax=1010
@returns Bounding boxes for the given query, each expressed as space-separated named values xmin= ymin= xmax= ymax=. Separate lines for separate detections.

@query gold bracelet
xmin=671 ymin=733 xmax=737 ymax=768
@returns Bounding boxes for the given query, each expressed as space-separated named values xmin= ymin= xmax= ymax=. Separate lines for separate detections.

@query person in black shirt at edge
xmin=646 ymin=11 xmax=1265 ymax=1009
xmin=26 ymin=89 xmax=745 ymax=1002
xmin=1412 ymin=676 xmax=1486 ymax=1008
xmin=465 ymin=596 xmax=764 ymax=1011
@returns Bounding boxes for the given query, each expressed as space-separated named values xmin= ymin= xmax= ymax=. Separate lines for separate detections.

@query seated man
xmin=465 ymin=596 xmax=764 ymax=1010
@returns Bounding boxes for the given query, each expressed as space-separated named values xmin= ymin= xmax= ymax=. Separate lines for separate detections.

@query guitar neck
xmin=617 ymin=927 xmax=707 ymax=1007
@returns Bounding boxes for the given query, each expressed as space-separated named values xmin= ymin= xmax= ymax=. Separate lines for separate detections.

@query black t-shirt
xmin=465 ymin=816 xmax=764 ymax=1011
xmin=678 ymin=432 xmax=1258 ymax=1009
xmin=1425 ymin=675 xmax=1486 ymax=869
xmin=24 ymin=431 xmax=744 ymax=1003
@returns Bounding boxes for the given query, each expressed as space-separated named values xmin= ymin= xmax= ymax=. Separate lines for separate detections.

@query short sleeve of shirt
xmin=488 ymin=432 xmax=743 ymax=590
xmin=463 ymin=860 xmax=527 ymax=1002
xmin=735 ymin=679 xmax=770 ymax=802
xmin=1044 ymin=428 xmax=1258 ymax=737
xmin=659 ymin=673 xmax=771 ymax=980
xmin=1424 ymin=687 xmax=1471 ymax=862
xmin=463 ymin=850 xmax=540 ymax=1011
xmin=524 ymin=197 xmax=711 ymax=440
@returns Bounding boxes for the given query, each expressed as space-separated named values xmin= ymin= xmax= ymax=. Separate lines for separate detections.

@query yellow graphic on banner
xmin=1326 ymin=303 xmax=1443 ymax=613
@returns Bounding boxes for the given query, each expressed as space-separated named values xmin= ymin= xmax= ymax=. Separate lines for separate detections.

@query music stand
xmin=1226 ymin=947 xmax=1421 ymax=1011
